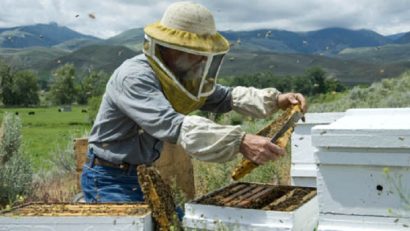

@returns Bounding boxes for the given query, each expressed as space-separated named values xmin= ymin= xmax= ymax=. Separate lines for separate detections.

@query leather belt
xmin=88 ymin=155 xmax=135 ymax=171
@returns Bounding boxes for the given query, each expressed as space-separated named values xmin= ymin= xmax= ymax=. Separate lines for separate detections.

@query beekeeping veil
xmin=143 ymin=1 xmax=230 ymax=114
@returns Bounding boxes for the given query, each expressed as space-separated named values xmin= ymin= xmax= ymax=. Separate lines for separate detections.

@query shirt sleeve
xmin=177 ymin=115 xmax=246 ymax=163
xmin=114 ymin=73 xmax=184 ymax=144
xmin=231 ymin=86 xmax=281 ymax=118
xmin=200 ymin=84 xmax=233 ymax=113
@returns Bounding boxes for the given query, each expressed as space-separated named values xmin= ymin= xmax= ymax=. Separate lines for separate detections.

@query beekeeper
xmin=81 ymin=1 xmax=307 ymax=202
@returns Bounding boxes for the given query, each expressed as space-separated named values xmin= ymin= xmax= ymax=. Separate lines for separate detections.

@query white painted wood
xmin=291 ymin=112 xmax=344 ymax=187
xmin=312 ymin=108 xmax=410 ymax=148
xmin=317 ymin=213 xmax=410 ymax=231
xmin=312 ymin=108 xmax=410 ymax=228
xmin=183 ymin=193 xmax=318 ymax=231
xmin=0 ymin=215 xmax=153 ymax=231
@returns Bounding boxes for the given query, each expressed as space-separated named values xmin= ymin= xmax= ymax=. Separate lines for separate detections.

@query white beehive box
xmin=183 ymin=183 xmax=319 ymax=231
xmin=312 ymin=108 xmax=410 ymax=230
xmin=291 ymin=112 xmax=344 ymax=187
xmin=0 ymin=203 xmax=153 ymax=231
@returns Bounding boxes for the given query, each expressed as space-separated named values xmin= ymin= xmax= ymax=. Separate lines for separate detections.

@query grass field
xmin=0 ymin=106 xmax=91 ymax=171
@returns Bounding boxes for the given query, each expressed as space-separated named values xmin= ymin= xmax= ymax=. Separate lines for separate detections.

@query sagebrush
xmin=0 ymin=113 xmax=33 ymax=207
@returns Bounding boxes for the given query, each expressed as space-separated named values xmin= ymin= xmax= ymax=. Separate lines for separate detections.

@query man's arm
xmin=199 ymin=84 xmax=232 ymax=113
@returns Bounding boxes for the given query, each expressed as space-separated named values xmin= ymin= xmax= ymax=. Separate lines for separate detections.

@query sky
xmin=0 ymin=0 xmax=410 ymax=39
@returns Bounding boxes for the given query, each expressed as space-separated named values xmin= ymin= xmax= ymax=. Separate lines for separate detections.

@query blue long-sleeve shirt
xmin=88 ymin=54 xmax=232 ymax=165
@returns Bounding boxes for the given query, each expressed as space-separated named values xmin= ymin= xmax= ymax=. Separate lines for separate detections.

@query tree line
xmin=219 ymin=67 xmax=346 ymax=96
xmin=0 ymin=61 xmax=109 ymax=107
xmin=0 ymin=60 xmax=345 ymax=108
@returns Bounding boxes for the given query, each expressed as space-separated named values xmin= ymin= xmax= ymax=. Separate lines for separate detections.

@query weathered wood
xmin=4 ymin=203 xmax=149 ymax=216
xmin=154 ymin=142 xmax=196 ymax=200
xmin=73 ymin=138 xmax=89 ymax=189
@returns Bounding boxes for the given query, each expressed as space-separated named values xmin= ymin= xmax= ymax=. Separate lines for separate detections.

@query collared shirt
xmin=88 ymin=54 xmax=232 ymax=165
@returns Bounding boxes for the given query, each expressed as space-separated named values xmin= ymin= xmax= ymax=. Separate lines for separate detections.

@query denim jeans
xmin=81 ymin=151 xmax=184 ymax=220
xmin=81 ymin=154 xmax=144 ymax=203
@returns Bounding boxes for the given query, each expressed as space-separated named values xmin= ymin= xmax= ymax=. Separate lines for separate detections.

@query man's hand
xmin=277 ymin=92 xmax=307 ymax=113
xmin=239 ymin=134 xmax=286 ymax=165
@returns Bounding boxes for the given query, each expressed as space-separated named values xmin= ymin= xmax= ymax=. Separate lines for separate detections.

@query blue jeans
xmin=81 ymin=155 xmax=144 ymax=203
xmin=81 ymin=151 xmax=184 ymax=219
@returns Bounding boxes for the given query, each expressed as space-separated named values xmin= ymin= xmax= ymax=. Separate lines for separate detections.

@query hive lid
xmin=312 ymin=108 xmax=410 ymax=148
xmin=297 ymin=112 xmax=344 ymax=125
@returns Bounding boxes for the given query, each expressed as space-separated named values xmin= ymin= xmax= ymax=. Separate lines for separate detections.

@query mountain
xmin=0 ymin=47 xmax=68 ymax=77
xmin=105 ymin=28 xmax=145 ymax=51
xmin=302 ymin=28 xmax=389 ymax=54
xmin=43 ymin=45 xmax=139 ymax=77
xmin=0 ymin=22 xmax=100 ymax=49
xmin=1 ymin=23 xmax=410 ymax=88
xmin=223 ymin=28 xmax=390 ymax=55
xmin=338 ymin=43 xmax=410 ymax=63
xmin=386 ymin=32 xmax=408 ymax=41
xmin=395 ymin=32 xmax=410 ymax=44
xmin=220 ymin=50 xmax=404 ymax=85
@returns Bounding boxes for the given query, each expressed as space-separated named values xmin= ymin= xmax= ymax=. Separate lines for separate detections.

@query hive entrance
xmin=195 ymin=182 xmax=316 ymax=211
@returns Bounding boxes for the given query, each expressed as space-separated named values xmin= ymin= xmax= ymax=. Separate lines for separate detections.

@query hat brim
xmin=144 ymin=22 xmax=229 ymax=53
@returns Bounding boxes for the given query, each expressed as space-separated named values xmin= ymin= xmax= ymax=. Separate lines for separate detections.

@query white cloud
xmin=0 ymin=0 xmax=409 ymax=38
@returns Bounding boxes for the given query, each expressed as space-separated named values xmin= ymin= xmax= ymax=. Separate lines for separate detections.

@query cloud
xmin=0 ymin=0 xmax=409 ymax=38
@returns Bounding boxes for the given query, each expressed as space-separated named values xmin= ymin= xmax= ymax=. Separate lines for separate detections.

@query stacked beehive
xmin=312 ymin=108 xmax=410 ymax=230
xmin=291 ymin=112 xmax=344 ymax=187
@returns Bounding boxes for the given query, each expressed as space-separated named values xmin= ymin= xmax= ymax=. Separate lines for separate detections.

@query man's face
xmin=159 ymin=46 xmax=206 ymax=79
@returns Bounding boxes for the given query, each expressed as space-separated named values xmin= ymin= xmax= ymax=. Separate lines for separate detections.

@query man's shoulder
xmin=109 ymin=54 xmax=161 ymax=91
xmin=119 ymin=54 xmax=154 ymax=77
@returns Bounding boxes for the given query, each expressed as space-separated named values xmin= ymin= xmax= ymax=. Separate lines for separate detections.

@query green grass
xmin=0 ymin=106 xmax=91 ymax=171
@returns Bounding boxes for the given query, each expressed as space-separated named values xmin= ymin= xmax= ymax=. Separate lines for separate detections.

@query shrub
xmin=0 ymin=113 xmax=33 ymax=207
xmin=309 ymin=71 xmax=410 ymax=112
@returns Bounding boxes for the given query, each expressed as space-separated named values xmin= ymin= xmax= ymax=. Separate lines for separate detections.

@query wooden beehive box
xmin=184 ymin=182 xmax=318 ymax=230
xmin=312 ymin=108 xmax=410 ymax=230
xmin=0 ymin=203 xmax=153 ymax=230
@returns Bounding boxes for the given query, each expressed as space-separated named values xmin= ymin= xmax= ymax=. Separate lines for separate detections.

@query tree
xmin=305 ymin=67 xmax=346 ymax=95
xmin=0 ymin=62 xmax=14 ymax=106
xmin=305 ymin=67 xmax=327 ymax=95
xmin=77 ymin=70 xmax=109 ymax=105
xmin=12 ymin=71 xmax=40 ymax=106
xmin=49 ymin=64 xmax=77 ymax=105
xmin=292 ymin=75 xmax=313 ymax=95
xmin=0 ymin=62 xmax=40 ymax=106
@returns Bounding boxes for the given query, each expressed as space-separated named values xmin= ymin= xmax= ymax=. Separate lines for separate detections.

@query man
xmin=81 ymin=1 xmax=307 ymax=202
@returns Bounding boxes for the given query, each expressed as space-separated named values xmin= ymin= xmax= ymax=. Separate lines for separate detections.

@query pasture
xmin=0 ymin=106 xmax=91 ymax=171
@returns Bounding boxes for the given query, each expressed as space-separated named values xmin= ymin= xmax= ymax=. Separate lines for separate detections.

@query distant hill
xmin=338 ymin=43 xmax=410 ymax=63
xmin=220 ymin=50 xmax=404 ymax=85
xmin=395 ymin=32 xmax=410 ymax=44
xmin=0 ymin=22 xmax=407 ymax=55
xmin=0 ymin=22 xmax=100 ymax=49
xmin=1 ymin=23 xmax=410 ymax=88
xmin=386 ymin=32 xmax=407 ymax=41
xmin=222 ymin=27 xmax=390 ymax=55
xmin=43 ymin=45 xmax=139 ymax=77
xmin=105 ymin=28 xmax=145 ymax=51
